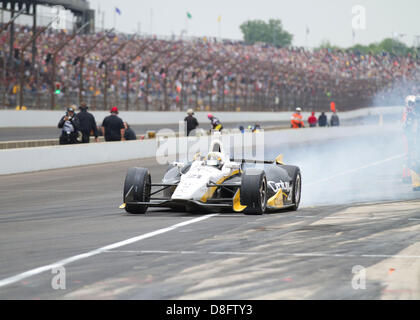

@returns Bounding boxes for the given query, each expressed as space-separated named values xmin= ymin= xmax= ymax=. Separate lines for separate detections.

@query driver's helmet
xmin=206 ymin=152 xmax=223 ymax=169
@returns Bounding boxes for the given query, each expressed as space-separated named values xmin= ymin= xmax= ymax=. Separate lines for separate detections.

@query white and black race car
xmin=121 ymin=138 xmax=301 ymax=215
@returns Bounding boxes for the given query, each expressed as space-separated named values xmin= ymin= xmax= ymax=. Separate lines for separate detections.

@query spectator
xmin=101 ymin=106 xmax=125 ymax=142
xmin=124 ymin=122 xmax=137 ymax=140
xmin=77 ymin=101 xmax=98 ymax=143
xmin=58 ymin=106 xmax=80 ymax=145
xmin=330 ymin=111 xmax=340 ymax=127
xmin=291 ymin=107 xmax=305 ymax=129
xmin=3 ymin=24 xmax=420 ymax=112
xmin=307 ymin=111 xmax=317 ymax=127
xmin=318 ymin=112 xmax=328 ymax=127
xmin=184 ymin=109 xmax=199 ymax=136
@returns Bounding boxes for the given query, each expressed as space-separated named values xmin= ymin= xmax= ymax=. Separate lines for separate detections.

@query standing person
xmin=290 ymin=107 xmax=305 ymax=128
xmin=77 ymin=102 xmax=98 ymax=143
xmin=101 ymin=106 xmax=125 ymax=142
xmin=318 ymin=112 xmax=328 ymax=127
xmin=184 ymin=109 xmax=199 ymax=136
xmin=402 ymin=95 xmax=419 ymax=185
xmin=208 ymin=113 xmax=223 ymax=131
xmin=123 ymin=122 xmax=137 ymax=140
xmin=307 ymin=111 xmax=317 ymax=127
xmin=330 ymin=111 xmax=340 ymax=127
xmin=58 ymin=106 xmax=80 ymax=145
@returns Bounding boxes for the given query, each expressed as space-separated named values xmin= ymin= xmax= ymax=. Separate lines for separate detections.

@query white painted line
xmin=361 ymin=254 xmax=420 ymax=259
xmin=306 ymin=154 xmax=404 ymax=187
xmin=103 ymin=250 xmax=420 ymax=259
xmin=0 ymin=214 xmax=218 ymax=289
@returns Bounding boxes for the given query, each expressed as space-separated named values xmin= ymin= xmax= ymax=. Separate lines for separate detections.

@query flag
xmin=217 ymin=15 xmax=222 ymax=23
xmin=115 ymin=7 xmax=122 ymax=15
xmin=187 ymin=12 xmax=192 ymax=19
xmin=306 ymin=26 xmax=310 ymax=35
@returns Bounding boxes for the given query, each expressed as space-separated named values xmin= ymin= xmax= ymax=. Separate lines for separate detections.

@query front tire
xmin=123 ymin=167 xmax=151 ymax=214
xmin=240 ymin=169 xmax=268 ymax=215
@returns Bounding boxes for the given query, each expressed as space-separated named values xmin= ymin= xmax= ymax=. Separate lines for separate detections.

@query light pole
xmin=124 ymin=40 xmax=151 ymax=110
xmin=101 ymin=38 xmax=131 ymax=110
xmin=73 ymin=28 xmax=115 ymax=107
xmin=49 ymin=22 xmax=90 ymax=110
xmin=18 ymin=16 xmax=59 ymax=109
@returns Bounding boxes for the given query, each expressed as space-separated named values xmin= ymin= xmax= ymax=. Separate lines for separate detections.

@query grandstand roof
xmin=1 ymin=0 xmax=90 ymax=14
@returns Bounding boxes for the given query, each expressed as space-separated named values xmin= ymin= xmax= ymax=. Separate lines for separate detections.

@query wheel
xmin=290 ymin=168 xmax=302 ymax=211
xmin=123 ymin=167 xmax=151 ymax=214
xmin=240 ymin=169 xmax=268 ymax=215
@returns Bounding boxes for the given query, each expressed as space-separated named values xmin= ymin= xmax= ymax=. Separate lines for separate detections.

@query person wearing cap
xmin=184 ymin=109 xmax=199 ymax=136
xmin=101 ymin=106 xmax=125 ymax=142
xmin=77 ymin=102 xmax=98 ymax=143
xmin=58 ymin=106 xmax=80 ymax=145
xmin=208 ymin=113 xmax=223 ymax=131
xmin=307 ymin=111 xmax=317 ymax=127
xmin=291 ymin=107 xmax=305 ymax=129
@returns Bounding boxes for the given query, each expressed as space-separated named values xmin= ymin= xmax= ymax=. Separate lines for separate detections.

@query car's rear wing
xmin=230 ymin=158 xmax=275 ymax=165
xmin=230 ymin=154 xmax=284 ymax=165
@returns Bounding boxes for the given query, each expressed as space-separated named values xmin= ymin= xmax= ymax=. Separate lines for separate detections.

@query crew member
xmin=184 ymin=109 xmax=199 ymax=136
xmin=77 ymin=102 xmax=98 ymax=143
xmin=124 ymin=122 xmax=137 ymax=140
xmin=330 ymin=111 xmax=340 ymax=127
xmin=252 ymin=123 xmax=261 ymax=132
xmin=208 ymin=113 xmax=223 ymax=131
xmin=318 ymin=112 xmax=327 ymax=127
xmin=402 ymin=95 xmax=419 ymax=186
xmin=307 ymin=111 xmax=317 ymax=127
xmin=291 ymin=107 xmax=305 ymax=129
xmin=58 ymin=106 xmax=80 ymax=145
xmin=101 ymin=106 xmax=125 ymax=142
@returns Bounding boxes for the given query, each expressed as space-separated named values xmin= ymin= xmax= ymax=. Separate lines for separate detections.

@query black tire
xmin=240 ymin=169 xmax=268 ymax=215
xmin=289 ymin=168 xmax=302 ymax=211
xmin=123 ymin=167 xmax=151 ymax=214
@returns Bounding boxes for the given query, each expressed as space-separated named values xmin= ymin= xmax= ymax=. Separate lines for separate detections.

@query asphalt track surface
xmin=0 ymin=126 xmax=420 ymax=299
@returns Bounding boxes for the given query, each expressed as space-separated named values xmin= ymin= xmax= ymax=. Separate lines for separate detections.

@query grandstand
xmin=0 ymin=1 xmax=419 ymax=112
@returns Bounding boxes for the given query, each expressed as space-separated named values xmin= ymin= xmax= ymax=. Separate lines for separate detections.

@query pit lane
xmin=0 ymin=125 xmax=419 ymax=299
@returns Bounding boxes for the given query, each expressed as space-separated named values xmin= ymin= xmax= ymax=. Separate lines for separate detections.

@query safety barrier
xmin=0 ymin=106 xmax=403 ymax=128
xmin=0 ymin=123 xmax=401 ymax=176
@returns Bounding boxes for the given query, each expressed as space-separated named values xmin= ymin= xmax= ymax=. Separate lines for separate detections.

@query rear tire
xmin=290 ymin=168 xmax=302 ymax=211
xmin=123 ymin=167 xmax=151 ymax=214
xmin=240 ymin=169 xmax=267 ymax=215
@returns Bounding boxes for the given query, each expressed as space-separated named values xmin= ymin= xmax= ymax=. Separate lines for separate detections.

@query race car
xmin=120 ymin=137 xmax=302 ymax=215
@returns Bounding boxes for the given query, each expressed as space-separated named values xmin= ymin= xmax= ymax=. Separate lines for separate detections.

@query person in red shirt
xmin=307 ymin=111 xmax=317 ymax=127
xmin=291 ymin=107 xmax=305 ymax=129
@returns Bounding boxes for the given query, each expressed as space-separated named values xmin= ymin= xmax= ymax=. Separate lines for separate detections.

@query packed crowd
xmin=1 ymin=24 xmax=419 ymax=111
